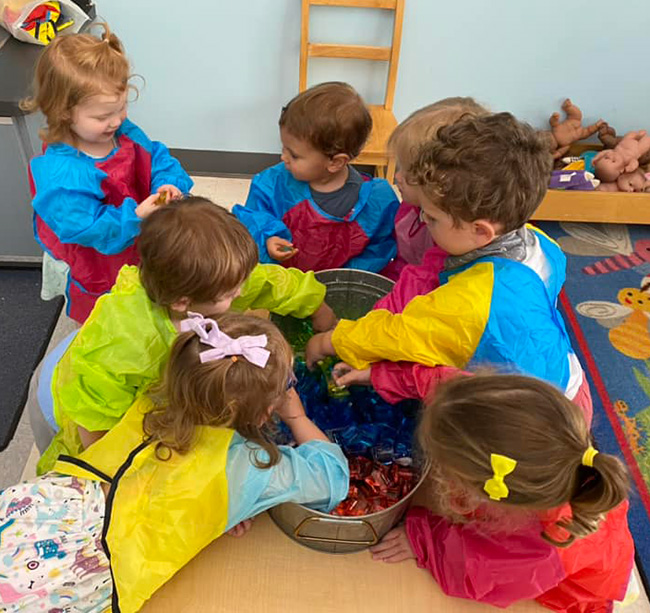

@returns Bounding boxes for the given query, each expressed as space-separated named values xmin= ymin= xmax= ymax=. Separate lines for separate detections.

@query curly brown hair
xmin=21 ymin=23 xmax=135 ymax=145
xmin=138 ymin=196 xmax=258 ymax=307
xmin=418 ymin=373 xmax=630 ymax=546
xmin=279 ymin=82 xmax=372 ymax=158
xmin=143 ymin=313 xmax=293 ymax=467
xmin=408 ymin=112 xmax=552 ymax=233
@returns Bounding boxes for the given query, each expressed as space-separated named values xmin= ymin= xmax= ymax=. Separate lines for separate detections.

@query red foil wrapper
xmin=330 ymin=457 xmax=419 ymax=517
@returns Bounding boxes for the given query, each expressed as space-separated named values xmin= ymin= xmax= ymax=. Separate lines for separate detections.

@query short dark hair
xmin=138 ymin=197 xmax=258 ymax=306
xmin=409 ymin=113 xmax=552 ymax=233
xmin=279 ymin=82 xmax=372 ymax=158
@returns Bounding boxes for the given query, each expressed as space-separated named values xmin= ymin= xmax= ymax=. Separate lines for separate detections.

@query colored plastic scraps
xmin=331 ymin=458 xmax=418 ymax=516
xmin=275 ymin=356 xmax=421 ymax=516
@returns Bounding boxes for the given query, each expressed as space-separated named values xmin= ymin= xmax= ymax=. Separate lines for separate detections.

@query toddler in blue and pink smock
xmin=233 ymin=82 xmax=399 ymax=274
xmin=23 ymin=26 xmax=192 ymax=323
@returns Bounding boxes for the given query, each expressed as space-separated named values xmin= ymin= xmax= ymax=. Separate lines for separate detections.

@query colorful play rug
xmin=537 ymin=221 xmax=650 ymax=588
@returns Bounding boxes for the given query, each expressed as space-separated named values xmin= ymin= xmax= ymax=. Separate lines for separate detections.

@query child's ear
xmin=328 ymin=153 xmax=350 ymax=173
xmin=170 ymin=297 xmax=191 ymax=313
xmin=473 ymin=219 xmax=498 ymax=246
xmin=258 ymin=405 xmax=275 ymax=427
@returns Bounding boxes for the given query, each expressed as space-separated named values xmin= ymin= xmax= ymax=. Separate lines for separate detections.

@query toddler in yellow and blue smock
xmin=307 ymin=112 xmax=593 ymax=422
xmin=0 ymin=312 xmax=348 ymax=612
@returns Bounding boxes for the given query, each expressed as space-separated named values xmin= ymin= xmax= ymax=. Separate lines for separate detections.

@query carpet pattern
xmin=538 ymin=221 xmax=650 ymax=588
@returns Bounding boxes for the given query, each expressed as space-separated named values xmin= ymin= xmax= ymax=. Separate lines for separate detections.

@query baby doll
xmin=617 ymin=169 xmax=650 ymax=192
xmin=599 ymin=122 xmax=650 ymax=167
xmin=598 ymin=168 xmax=650 ymax=192
xmin=593 ymin=130 xmax=650 ymax=182
xmin=548 ymin=98 xmax=603 ymax=160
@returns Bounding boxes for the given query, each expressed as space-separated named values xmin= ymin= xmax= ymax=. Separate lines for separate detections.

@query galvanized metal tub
xmin=270 ymin=268 xmax=428 ymax=554
xmin=268 ymin=472 xmax=426 ymax=554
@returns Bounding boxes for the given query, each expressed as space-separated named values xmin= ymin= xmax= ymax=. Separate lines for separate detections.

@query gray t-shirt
xmin=310 ymin=166 xmax=363 ymax=218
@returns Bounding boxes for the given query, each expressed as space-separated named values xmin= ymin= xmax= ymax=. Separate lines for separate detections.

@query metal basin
xmin=270 ymin=269 xmax=428 ymax=554
xmin=269 ymin=473 xmax=426 ymax=554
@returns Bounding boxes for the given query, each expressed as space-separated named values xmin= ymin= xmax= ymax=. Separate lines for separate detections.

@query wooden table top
xmin=143 ymin=512 xmax=543 ymax=613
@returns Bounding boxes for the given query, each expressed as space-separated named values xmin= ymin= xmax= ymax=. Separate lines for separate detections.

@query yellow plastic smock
xmin=54 ymin=396 xmax=234 ymax=613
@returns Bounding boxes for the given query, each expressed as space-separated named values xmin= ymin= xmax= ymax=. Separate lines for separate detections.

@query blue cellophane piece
xmin=287 ymin=357 xmax=417 ymax=463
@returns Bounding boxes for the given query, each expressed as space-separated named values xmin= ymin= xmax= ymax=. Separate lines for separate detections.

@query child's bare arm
xmin=310 ymin=301 xmax=337 ymax=332
xmin=276 ymin=388 xmax=329 ymax=444
xmin=370 ymin=525 xmax=415 ymax=563
xmin=305 ymin=330 xmax=336 ymax=369
xmin=78 ymin=425 xmax=108 ymax=450
xmin=135 ymin=193 xmax=162 ymax=219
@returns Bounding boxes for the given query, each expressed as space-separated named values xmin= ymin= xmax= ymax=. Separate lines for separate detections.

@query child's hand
xmin=156 ymin=184 xmax=182 ymax=202
xmin=267 ymin=236 xmax=298 ymax=262
xmin=226 ymin=517 xmax=255 ymax=537
xmin=332 ymin=362 xmax=371 ymax=387
xmin=135 ymin=193 xmax=161 ymax=219
xmin=370 ymin=525 xmax=416 ymax=563
xmin=310 ymin=301 xmax=337 ymax=332
xmin=275 ymin=387 xmax=307 ymax=422
xmin=305 ymin=331 xmax=335 ymax=369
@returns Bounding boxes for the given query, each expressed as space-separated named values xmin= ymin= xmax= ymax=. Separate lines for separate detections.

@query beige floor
xmin=6 ymin=175 xmax=650 ymax=612
xmin=190 ymin=174 xmax=250 ymax=211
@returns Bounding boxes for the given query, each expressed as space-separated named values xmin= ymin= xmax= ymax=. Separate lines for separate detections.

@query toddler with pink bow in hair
xmin=0 ymin=311 xmax=349 ymax=613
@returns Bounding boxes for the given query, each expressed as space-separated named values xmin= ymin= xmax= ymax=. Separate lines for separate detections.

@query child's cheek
xmin=399 ymin=183 xmax=420 ymax=206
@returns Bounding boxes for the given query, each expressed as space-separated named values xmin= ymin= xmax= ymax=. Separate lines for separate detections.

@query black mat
xmin=0 ymin=267 xmax=63 ymax=450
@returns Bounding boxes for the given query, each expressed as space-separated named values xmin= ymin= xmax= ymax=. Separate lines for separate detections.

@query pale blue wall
xmin=99 ymin=0 xmax=650 ymax=154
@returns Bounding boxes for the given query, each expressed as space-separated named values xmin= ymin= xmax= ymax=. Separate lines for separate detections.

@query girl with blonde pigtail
xmin=371 ymin=373 xmax=634 ymax=612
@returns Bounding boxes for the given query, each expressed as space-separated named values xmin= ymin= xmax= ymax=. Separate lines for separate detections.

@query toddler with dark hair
xmin=233 ymin=82 xmax=399 ymax=273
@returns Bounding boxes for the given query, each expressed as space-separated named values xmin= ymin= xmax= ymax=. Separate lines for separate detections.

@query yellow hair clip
xmin=483 ymin=453 xmax=517 ymax=501
xmin=581 ymin=446 xmax=598 ymax=467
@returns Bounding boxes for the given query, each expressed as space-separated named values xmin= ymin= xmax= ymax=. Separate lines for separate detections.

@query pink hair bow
xmin=180 ymin=312 xmax=270 ymax=368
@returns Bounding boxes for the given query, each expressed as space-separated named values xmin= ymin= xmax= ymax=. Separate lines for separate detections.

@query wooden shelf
xmin=533 ymin=190 xmax=650 ymax=225
xmin=531 ymin=142 xmax=650 ymax=225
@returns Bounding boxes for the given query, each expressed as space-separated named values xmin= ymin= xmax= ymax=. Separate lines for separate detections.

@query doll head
xmin=617 ymin=169 xmax=649 ymax=193
xmin=593 ymin=150 xmax=626 ymax=182
xmin=418 ymin=373 xmax=630 ymax=545
xmin=143 ymin=312 xmax=294 ymax=465
xmin=138 ymin=196 xmax=258 ymax=317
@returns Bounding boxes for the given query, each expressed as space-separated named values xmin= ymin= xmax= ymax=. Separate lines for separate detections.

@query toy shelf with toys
xmin=531 ymin=100 xmax=650 ymax=225
xmin=533 ymin=144 xmax=650 ymax=225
